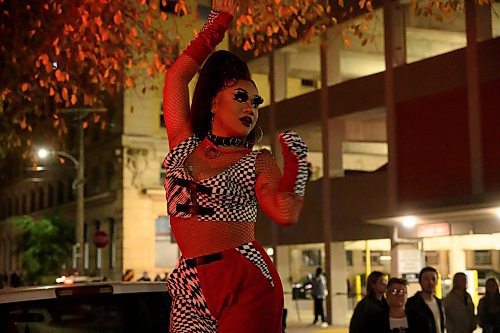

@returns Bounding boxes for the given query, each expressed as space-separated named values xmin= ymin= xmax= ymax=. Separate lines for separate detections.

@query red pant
xmin=168 ymin=241 xmax=283 ymax=332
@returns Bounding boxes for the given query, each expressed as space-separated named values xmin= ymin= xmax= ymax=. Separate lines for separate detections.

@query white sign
xmin=397 ymin=249 xmax=423 ymax=275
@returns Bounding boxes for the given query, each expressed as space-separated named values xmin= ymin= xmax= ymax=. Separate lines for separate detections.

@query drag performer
xmin=162 ymin=0 xmax=308 ymax=331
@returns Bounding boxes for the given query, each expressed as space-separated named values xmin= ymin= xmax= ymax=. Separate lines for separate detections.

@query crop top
xmin=163 ymin=134 xmax=260 ymax=222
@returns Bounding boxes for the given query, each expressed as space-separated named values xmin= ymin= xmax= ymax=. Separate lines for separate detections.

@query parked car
xmin=0 ymin=281 xmax=171 ymax=333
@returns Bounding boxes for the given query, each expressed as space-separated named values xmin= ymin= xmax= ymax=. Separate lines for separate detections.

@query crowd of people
xmin=349 ymin=267 xmax=500 ymax=333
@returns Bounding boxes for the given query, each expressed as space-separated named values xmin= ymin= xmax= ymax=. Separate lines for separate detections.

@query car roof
xmin=0 ymin=281 xmax=167 ymax=304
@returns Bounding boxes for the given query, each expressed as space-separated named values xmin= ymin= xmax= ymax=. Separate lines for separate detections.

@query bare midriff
xmin=170 ymin=216 xmax=255 ymax=258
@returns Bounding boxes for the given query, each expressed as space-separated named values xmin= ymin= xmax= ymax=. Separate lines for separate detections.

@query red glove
xmin=278 ymin=130 xmax=308 ymax=196
xmin=183 ymin=10 xmax=233 ymax=66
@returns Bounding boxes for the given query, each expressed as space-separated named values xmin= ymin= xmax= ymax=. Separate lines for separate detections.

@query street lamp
xmin=37 ymin=107 xmax=106 ymax=275
xmin=37 ymin=147 xmax=84 ymax=274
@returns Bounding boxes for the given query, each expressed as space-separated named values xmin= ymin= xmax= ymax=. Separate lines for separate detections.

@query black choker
xmin=206 ymin=132 xmax=253 ymax=148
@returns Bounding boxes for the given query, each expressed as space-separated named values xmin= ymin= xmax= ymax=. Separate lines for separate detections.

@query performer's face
xmin=212 ymin=79 xmax=263 ymax=138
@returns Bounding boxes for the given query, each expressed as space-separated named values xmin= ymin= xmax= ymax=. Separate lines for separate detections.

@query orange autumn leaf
xmin=125 ymin=77 xmax=134 ymax=88
xmin=61 ymin=87 xmax=69 ymax=101
xmin=39 ymin=53 xmax=50 ymax=65
xmin=21 ymin=83 xmax=29 ymax=92
xmin=113 ymin=11 xmax=123 ymax=25
xmin=243 ymin=40 xmax=252 ymax=51
xmin=55 ymin=69 xmax=65 ymax=82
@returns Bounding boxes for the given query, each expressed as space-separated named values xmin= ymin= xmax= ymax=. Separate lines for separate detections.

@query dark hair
xmin=315 ymin=267 xmax=323 ymax=276
xmin=190 ymin=50 xmax=257 ymax=143
xmin=366 ymin=271 xmax=386 ymax=299
xmin=452 ymin=272 xmax=466 ymax=290
xmin=485 ymin=277 xmax=499 ymax=296
xmin=418 ymin=266 xmax=438 ymax=283
xmin=387 ymin=277 xmax=408 ymax=289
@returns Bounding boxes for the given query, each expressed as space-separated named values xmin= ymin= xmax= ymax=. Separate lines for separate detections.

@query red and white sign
xmin=93 ymin=231 xmax=109 ymax=248
xmin=417 ymin=223 xmax=450 ymax=238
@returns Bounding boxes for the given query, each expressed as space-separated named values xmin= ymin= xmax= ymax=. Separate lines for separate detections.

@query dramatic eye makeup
xmin=233 ymin=88 xmax=264 ymax=108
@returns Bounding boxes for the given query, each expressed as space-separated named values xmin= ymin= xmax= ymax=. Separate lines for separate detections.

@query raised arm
xmin=163 ymin=0 xmax=238 ymax=149
xmin=255 ymin=131 xmax=309 ymax=226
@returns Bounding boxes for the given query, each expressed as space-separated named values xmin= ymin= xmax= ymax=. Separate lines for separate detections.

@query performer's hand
xmin=278 ymin=130 xmax=308 ymax=196
xmin=279 ymin=130 xmax=308 ymax=160
xmin=212 ymin=0 xmax=239 ymax=15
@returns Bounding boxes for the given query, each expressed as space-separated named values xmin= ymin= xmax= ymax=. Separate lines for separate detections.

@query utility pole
xmin=64 ymin=108 xmax=106 ymax=275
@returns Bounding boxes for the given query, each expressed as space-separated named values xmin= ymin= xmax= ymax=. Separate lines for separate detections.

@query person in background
xmin=386 ymin=277 xmax=411 ymax=333
xmin=478 ymin=277 xmax=500 ymax=333
xmin=310 ymin=267 xmax=328 ymax=327
xmin=405 ymin=266 xmax=445 ymax=333
xmin=444 ymin=272 xmax=476 ymax=333
xmin=349 ymin=271 xmax=389 ymax=333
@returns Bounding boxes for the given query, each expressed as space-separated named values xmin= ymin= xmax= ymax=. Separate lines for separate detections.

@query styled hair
xmin=387 ymin=277 xmax=408 ymax=289
xmin=418 ymin=266 xmax=438 ymax=283
xmin=190 ymin=50 xmax=257 ymax=144
xmin=366 ymin=271 xmax=386 ymax=299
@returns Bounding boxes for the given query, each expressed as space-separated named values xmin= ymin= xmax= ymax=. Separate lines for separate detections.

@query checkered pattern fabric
xmin=279 ymin=130 xmax=308 ymax=196
xmin=167 ymin=257 xmax=218 ymax=332
xmin=163 ymin=134 xmax=259 ymax=222
xmin=236 ymin=242 xmax=274 ymax=287
xmin=163 ymin=135 xmax=200 ymax=218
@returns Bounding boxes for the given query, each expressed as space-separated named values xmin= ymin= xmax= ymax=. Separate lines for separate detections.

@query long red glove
xmin=278 ymin=130 xmax=308 ymax=196
xmin=183 ymin=10 xmax=233 ymax=66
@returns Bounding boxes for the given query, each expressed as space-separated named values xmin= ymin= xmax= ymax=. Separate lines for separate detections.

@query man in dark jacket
xmin=406 ymin=267 xmax=445 ymax=333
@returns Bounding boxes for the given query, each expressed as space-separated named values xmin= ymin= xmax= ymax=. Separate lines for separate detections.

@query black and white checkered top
xmin=163 ymin=134 xmax=259 ymax=222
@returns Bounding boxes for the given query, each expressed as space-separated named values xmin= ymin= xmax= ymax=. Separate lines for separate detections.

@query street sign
xmin=93 ymin=230 xmax=109 ymax=248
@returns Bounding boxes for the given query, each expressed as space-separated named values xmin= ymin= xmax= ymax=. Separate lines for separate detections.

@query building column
xmin=268 ymin=50 xmax=287 ymax=266
xmin=448 ymin=235 xmax=466 ymax=275
xmin=384 ymin=0 xmax=407 ymax=213
xmin=330 ymin=242 xmax=349 ymax=325
xmin=465 ymin=0 xmax=491 ymax=195
xmin=272 ymin=51 xmax=288 ymax=102
xmin=328 ymin=118 xmax=345 ymax=178
xmin=276 ymin=245 xmax=294 ymax=318
xmin=325 ymin=25 xmax=342 ymax=86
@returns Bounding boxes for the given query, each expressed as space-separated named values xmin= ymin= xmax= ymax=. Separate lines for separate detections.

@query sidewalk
xmin=286 ymin=322 xmax=348 ymax=333
xmin=283 ymin=297 xmax=350 ymax=333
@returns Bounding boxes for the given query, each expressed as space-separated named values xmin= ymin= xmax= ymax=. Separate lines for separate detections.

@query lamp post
xmin=37 ymin=147 xmax=84 ymax=274
xmin=37 ymin=107 xmax=106 ymax=275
